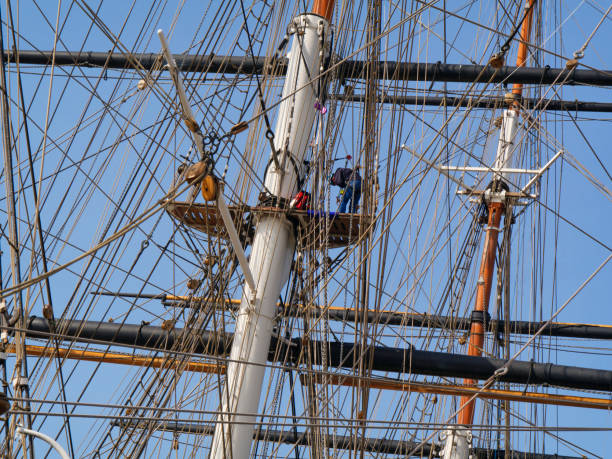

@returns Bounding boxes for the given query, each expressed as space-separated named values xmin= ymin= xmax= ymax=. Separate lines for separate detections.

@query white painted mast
xmin=210 ymin=2 xmax=333 ymax=457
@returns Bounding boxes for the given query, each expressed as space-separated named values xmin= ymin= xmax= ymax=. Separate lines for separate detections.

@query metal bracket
xmin=317 ymin=20 xmax=324 ymax=37
xmin=12 ymin=377 xmax=28 ymax=389
xmin=494 ymin=366 xmax=509 ymax=378
xmin=520 ymin=150 xmax=563 ymax=194
xmin=401 ymin=145 xmax=563 ymax=202
xmin=294 ymin=16 xmax=306 ymax=35
xmin=483 ymin=189 xmax=506 ymax=204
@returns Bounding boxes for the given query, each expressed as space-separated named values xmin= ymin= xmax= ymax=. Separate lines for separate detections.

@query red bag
xmin=291 ymin=191 xmax=311 ymax=210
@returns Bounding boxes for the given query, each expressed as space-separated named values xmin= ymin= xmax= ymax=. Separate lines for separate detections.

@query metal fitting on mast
xmin=440 ymin=426 xmax=473 ymax=459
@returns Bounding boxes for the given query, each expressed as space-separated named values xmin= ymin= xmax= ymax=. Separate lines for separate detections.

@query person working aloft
xmin=331 ymin=167 xmax=362 ymax=213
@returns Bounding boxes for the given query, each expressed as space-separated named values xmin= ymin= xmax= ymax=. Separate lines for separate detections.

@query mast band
xmin=470 ymin=310 xmax=491 ymax=325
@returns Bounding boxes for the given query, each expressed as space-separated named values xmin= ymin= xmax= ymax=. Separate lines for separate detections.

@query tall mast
xmin=209 ymin=1 xmax=335 ymax=457
xmin=442 ymin=1 xmax=537 ymax=457
xmin=0 ymin=11 xmax=35 ymax=457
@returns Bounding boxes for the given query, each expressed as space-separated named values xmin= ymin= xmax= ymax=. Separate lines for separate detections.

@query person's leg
xmin=350 ymin=181 xmax=361 ymax=213
xmin=339 ymin=185 xmax=352 ymax=213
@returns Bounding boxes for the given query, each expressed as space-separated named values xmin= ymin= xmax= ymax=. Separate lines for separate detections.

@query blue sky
xmin=1 ymin=0 xmax=611 ymax=457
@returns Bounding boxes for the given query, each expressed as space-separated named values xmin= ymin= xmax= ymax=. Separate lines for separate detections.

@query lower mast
xmin=209 ymin=1 xmax=335 ymax=457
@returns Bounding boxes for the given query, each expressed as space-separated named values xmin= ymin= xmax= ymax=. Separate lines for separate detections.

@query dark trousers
xmin=339 ymin=179 xmax=361 ymax=213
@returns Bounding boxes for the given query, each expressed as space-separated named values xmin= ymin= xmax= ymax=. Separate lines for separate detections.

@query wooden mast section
xmin=312 ymin=0 xmax=335 ymax=20
xmin=457 ymin=0 xmax=536 ymax=427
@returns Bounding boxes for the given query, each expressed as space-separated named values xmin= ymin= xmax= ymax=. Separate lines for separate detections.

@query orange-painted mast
xmin=511 ymin=1 xmax=536 ymax=106
xmin=457 ymin=201 xmax=504 ymax=425
xmin=457 ymin=0 xmax=536 ymax=427
xmin=312 ymin=0 xmax=335 ymax=21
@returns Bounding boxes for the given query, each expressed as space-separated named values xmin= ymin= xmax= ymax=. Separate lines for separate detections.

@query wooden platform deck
xmin=165 ymin=201 xmax=370 ymax=248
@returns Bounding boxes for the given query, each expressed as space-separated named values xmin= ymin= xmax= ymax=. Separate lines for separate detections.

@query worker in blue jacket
xmin=331 ymin=167 xmax=362 ymax=213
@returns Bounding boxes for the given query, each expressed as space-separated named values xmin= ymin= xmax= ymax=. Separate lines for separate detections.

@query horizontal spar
xmin=314 ymin=374 xmax=612 ymax=410
xmin=5 ymin=344 xmax=223 ymax=374
xmin=23 ymin=316 xmax=233 ymax=355
xmin=115 ymin=421 xmax=581 ymax=459
xmin=304 ymin=340 xmax=612 ymax=392
xmin=154 ymin=293 xmax=612 ymax=340
xmin=5 ymin=50 xmax=612 ymax=87
xmin=319 ymin=307 xmax=612 ymax=340
xmin=19 ymin=317 xmax=612 ymax=392
xmin=336 ymin=93 xmax=612 ymax=112
xmin=5 ymin=343 xmax=611 ymax=410
xmin=116 ymin=422 xmax=431 ymax=457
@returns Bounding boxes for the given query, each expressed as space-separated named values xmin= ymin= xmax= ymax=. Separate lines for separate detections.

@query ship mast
xmin=209 ymin=1 xmax=335 ymax=457
xmin=442 ymin=1 xmax=537 ymax=458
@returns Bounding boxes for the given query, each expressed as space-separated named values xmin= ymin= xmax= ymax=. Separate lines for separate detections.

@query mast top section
xmin=510 ymin=0 xmax=537 ymax=107
xmin=312 ymin=0 xmax=335 ymax=21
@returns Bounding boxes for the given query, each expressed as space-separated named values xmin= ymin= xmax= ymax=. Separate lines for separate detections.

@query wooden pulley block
xmin=185 ymin=161 xmax=207 ymax=184
xmin=565 ymin=58 xmax=579 ymax=70
xmin=186 ymin=278 xmax=201 ymax=290
xmin=201 ymin=174 xmax=219 ymax=201
xmin=161 ymin=319 xmax=176 ymax=331
xmin=488 ymin=52 xmax=505 ymax=68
